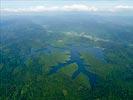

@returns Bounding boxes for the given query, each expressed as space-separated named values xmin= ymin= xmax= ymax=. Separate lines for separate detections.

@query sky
xmin=1 ymin=0 xmax=133 ymax=13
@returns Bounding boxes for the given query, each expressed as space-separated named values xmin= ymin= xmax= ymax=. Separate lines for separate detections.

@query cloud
xmin=115 ymin=5 xmax=133 ymax=9
xmin=1 ymin=6 xmax=60 ymax=13
xmin=62 ymin=4 xmax=97 ymax=11
xmin=1 ymin=4 xmax=98 ymax=13
xmin=1 ymin=4 xmax=133 ymax=13
xmin=109 ymin=5 xmax=133 ymax=12
xmin=65 ymin=32 xmax=110 ymax=42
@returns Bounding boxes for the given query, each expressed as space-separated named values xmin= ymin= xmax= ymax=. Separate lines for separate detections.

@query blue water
xmin=48 ymin=44 xmax=102 ymax=87
xmin=27 ymin=43 xmax=104 ymax=87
